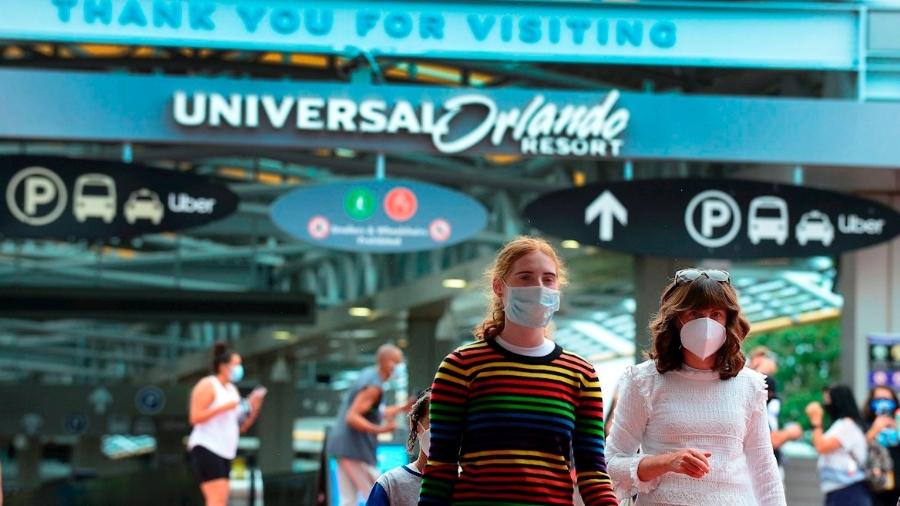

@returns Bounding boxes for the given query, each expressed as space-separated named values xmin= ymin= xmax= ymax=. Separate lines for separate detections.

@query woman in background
xmin=188 ymin=342 xmax=266 ymax=506
xmin=805 ymin=385 xmax=871 ymax=506
xmin=863 ymin=385 xmax=900 ymax=506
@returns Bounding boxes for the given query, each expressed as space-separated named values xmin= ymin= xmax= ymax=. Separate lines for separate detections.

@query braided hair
xmin=473 ymin=236 xmax=568 ymax=340
xmin=406 ymin=388 xmax=432 ymax=455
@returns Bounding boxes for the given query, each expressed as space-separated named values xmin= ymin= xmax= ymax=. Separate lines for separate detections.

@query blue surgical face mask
xmin=503 ymin=284 xmax=560 ymax=328
xmin=872 ymin=398 xmax=897 ymax=416
xmin=230 ymin=364 xmax=244 ymax=383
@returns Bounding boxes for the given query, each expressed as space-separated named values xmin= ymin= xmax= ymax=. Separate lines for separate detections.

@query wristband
xmin=811 ymin=424 xmax=822 ymax=430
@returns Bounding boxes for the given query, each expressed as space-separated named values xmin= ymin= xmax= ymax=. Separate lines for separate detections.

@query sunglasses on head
xmin=674 ymin=268 xmax=731 ymax=285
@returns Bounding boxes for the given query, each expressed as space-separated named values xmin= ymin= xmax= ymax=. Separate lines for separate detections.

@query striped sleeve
xmin=573 ymin=361 xmax=618 ymax=506
xmin=418 ymin=350 xmax=469 ymax=506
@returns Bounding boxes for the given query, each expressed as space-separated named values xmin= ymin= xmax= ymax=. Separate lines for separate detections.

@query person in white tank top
xmin=189 ymin=342 xmax=267 ymax=506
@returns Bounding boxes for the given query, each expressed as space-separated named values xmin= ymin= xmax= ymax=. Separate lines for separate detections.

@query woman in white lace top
xmin=606 ymin=269 xmax=786 ymax=506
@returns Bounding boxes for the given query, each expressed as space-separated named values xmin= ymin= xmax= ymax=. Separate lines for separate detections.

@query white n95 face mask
xmin=680 ymin=317 xmax=727 ymax=360
xmin=503 ymin=285 xmax=560 ymax=328
xmin=418 ymin=424 xmax=431 ymax=456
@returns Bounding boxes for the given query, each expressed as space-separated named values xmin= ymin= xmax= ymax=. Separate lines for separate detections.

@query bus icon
xmin=748 ymin=196 xmax=789 ymax=245
xmin=73 ymin=174 xmax=117 ymax=223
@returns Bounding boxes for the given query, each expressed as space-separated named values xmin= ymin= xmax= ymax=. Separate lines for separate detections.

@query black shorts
xmin=190 ymin=445 xmax=232 ymax=483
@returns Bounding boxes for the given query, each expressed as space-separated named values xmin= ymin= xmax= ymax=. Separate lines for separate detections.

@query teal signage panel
xmin=0 ymin=0 xmax=858 ymax=69
xmin=8 ymin=68 xmax=900 ymax=168
xmin=271 ymin=179 xmax=488 ymax=252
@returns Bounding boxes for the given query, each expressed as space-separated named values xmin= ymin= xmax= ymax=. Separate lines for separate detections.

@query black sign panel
xmin=0 ymin=156 xmax=238 ymax=239
xmin=524 ymin=179 xmax=900 ymax=259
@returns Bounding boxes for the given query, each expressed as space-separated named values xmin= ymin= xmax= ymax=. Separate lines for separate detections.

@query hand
xmin=666 ymin=449 xmax=712 ymax=479
xmin=805 ymin=401 xmax=824 ymax=426
xmin=873 ymin=415 xmax=896 ymax=432
xmin=248 ymin=394 xmax=264 ymax=413
xmin=385 ymin=396 xmax=416 ymax=418
xmin=379 ymin=419 xmax=397 ymax=434
xmin=392 ymin=396 xmax=415 ymax=414
xmin=250 ymin=386 xmax=268 ymax=400
xmin=784 ymin=423 xmax=803 ymax=440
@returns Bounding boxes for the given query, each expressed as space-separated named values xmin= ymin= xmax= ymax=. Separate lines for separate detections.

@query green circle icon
xmin=344 ymin=187 xmax=376 ymax=221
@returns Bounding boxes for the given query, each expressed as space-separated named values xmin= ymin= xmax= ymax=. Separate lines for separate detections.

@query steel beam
xmin=146 ymin=255 xmax=493 ymax=381
xmin=0 ymin=356 xmax=122 ymax=379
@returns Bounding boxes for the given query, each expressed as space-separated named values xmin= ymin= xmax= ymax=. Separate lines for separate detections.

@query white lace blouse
xmin=606 ymin=360 xmax=786 ymax=506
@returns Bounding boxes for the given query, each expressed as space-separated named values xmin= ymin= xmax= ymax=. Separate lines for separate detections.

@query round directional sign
xmin=344 ymin=187 xmax=377 ymax=221
xmin=524 ymin=178 xmax=900 ymax=259
xmin=64 ymin=414 xmax=89 ymax=435
xmin=384 ymin=187 xmax=418 ymax=222
xmin=429 ymin=219 xmax=452 ymax=242
xmin=135 ymin=386 xmax=166 ymax=416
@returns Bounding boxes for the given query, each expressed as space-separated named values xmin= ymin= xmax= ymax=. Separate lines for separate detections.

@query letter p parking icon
xmin=6 ymin=166 xmax=68 ymax=226
xmin=685 ymin=190 xmax=741 ymax=249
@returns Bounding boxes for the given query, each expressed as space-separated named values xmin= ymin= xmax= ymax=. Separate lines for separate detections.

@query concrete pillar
xmin=634 ymin=256 xmax=692 ymax=359
xmin=17 ymin=437 xmax=41 ymax=490
xmin=154 ymin=430 xmax=186 ymax=468
xmin=839 ymin=205 xmax=900 ymax=402
xmin=71 ymin=435 xmax=132 ymax=476
xmin=257 ymin=383 xmax=295 ymax=475
xmin=71 ymin=435 xmax=104 ymax=471
xmin=407 ymin=300 xmax=450 ymax=394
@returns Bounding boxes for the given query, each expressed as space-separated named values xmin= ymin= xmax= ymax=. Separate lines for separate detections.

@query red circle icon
xmin=384 ymin=187 xmax=418 ymax=222
xmin=429 ymin=219 xmax=452 ymax=242
xmin=307 ymin=215 xmax=331 ymax=240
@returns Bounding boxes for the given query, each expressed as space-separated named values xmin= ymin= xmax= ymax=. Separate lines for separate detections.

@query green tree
xmin=744 ymin=319 xmax=842 ymax=429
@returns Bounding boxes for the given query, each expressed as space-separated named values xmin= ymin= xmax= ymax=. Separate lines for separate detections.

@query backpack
xmin=852 ymin=439 xmax=895 ymax=492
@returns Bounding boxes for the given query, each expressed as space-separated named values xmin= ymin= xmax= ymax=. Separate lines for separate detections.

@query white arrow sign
xmin=585 ymin=190 xmax=628 ymax=241
xmin=89 ymin=386 xmax=113 ymax=415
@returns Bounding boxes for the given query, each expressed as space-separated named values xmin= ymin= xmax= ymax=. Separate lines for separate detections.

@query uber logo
xmin=684 ymin=190 xmax=742 ymax=248
xmin=5 ymin=166 xmax=68 ymax=226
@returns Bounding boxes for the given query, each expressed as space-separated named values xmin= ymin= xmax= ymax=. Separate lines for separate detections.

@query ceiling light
xmin=348 ymin=307 xmax=373 ymax=317
xmin=442 ymin=278 xmax=467 ymax=289
xmin=572 ymin=171 xmax=586 ymax=187
xmin=561 ymin=240 xmax=580 ymax=249
xmin=272 ymin=330 xmax=292 ymax=341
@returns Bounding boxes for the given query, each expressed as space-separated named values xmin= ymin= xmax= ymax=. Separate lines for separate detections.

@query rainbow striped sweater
xmin=418 ymin=339 xmax=617 ymax=506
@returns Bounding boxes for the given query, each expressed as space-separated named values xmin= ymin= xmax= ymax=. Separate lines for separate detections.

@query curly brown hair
xmin=407 ymin=388 xmax=431 ymax=455
xmin=648 ymin=272 xmax=750 ymax=380
xmin=473 ymin=236 xmax=568 ymax=340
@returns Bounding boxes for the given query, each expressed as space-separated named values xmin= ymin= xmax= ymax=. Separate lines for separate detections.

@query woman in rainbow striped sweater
xmin=418 ymin=236 xmax=617 ymax=506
